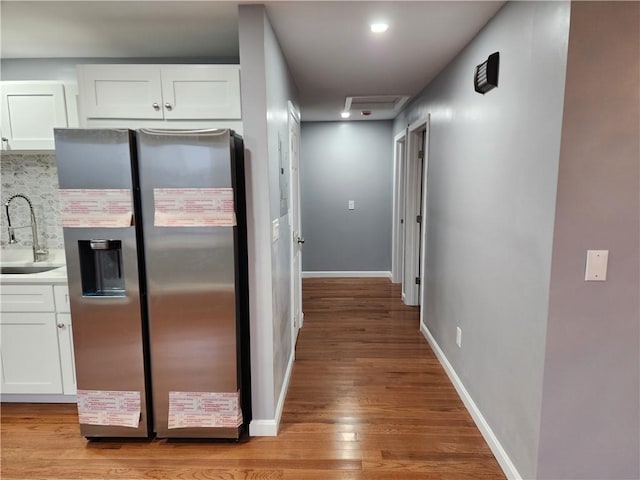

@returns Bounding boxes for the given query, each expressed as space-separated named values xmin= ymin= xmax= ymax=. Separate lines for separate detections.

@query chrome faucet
xmin=4 ymin=194 xmax=49 ymax=262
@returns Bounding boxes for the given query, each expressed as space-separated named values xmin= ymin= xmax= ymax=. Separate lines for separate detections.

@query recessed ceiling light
xmin=370 ymin=23 xmax=389 ymax=33
xmin=341 ymin=111 xmax=351 ymax=119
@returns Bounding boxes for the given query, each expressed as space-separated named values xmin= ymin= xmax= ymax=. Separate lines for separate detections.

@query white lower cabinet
xmin=56 ymin=313 xmax=76 ymax=395
xmin=0 ymin=312 xmax=62 ymax=394
xmin=0 ymin=283 xmax=75 ymax=397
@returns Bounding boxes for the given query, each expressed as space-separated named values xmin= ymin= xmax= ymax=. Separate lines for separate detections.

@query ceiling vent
xmin=345 ymin=95 xmax=409 ymax=115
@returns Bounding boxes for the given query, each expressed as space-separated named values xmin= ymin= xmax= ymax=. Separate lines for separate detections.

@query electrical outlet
xmin=456 ymin=327 xmax=462 ymax=348
xmin=348 ymin=200 xmax=355 ymax=210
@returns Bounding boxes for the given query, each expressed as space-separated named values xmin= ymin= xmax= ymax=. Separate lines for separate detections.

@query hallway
xmin=1 ymin=278 xmax=505 ymax=479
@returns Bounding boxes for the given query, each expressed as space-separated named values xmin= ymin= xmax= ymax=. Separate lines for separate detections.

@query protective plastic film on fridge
xmin=54 ymin=128 xmax=251 ymax=440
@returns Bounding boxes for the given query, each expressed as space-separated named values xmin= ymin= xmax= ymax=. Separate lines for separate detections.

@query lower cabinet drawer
xmin=0 ymin=285 xmax=55 ymax=312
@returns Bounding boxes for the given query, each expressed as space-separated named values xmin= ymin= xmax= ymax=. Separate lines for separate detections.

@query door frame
xmin=391 ymin=130 xmax=407 ymax=284
xmin=402 ymin=115 xmax=430 ymax=306
xmin=287 ymin=101 xmax=303 ymax=349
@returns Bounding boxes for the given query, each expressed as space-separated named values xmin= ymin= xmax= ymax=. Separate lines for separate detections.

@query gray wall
xmin=238 ymin=4 xmax=299 ymax=426
xmin=537 ymin=3 xmax=640 ymax=478
xmin=300 ymin=121 xmax=393 ymax=272
xmin=393 ymin=2 xmax=570 ymax=478
xmin=263 ymin=8 xmax=297 ymax=408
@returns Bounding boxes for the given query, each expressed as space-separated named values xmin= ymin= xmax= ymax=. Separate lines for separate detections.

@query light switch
xmin=348 ymin=200 xmax=355 ymax=210
xmin=272 ymin=218 xmax=279 ymax=242
xmin=585 ymin=250 xmax=608 ymax=281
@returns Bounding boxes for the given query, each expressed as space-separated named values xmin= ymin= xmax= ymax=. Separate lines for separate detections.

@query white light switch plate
xmin=585 ymin=250 xmax=608 ymax=281
xmin=272 ymin=219 xmax=279 ymax=242
xmin=348 ymin=200 xmax=355 ymax=210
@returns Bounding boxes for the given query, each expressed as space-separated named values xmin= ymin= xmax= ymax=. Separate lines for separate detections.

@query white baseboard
xmin=248 ymin=419 xmax=278 ymax=436
xmin=303 ymin=271 xmax=392 ymax=279
xmin=249 ymin=349 xmax=295 ymax=437
xmin=1 ymin=394 xmax=76 ymax=403
xmin=419 ymin=322 xmax=522 ymax=480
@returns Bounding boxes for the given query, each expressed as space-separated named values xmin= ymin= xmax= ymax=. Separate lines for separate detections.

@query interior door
xmin=288 ymin=103 xmax=303 ymax=343
xmin=416 ymin=129 xmax=426 ymax=283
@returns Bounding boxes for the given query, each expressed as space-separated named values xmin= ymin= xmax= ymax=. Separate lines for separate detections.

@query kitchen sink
xmin=1 ymin=265 xmax=62 ymax=274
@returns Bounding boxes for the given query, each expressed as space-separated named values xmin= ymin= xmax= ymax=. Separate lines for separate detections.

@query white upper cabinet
xmin=78 ymin=64 xmax=242 ymax=122
xmin=160 ymin=66 xmax=241 ymax=120
xmin=0 ymin=81 xmax=69 ymax=151
xmin=77 ymin=65 xmax=164 ymax=120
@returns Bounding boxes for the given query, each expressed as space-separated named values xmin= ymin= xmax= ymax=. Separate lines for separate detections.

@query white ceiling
xmin=1 ymin=1 xmax=504 ymax=121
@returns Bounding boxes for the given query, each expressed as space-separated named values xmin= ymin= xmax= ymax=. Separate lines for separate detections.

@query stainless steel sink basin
xmin=1 ymin=265 xmax=62 ymax=274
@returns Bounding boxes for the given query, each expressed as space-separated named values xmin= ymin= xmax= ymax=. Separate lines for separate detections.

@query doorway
xmin=401 ymin=116 xmax=430 ymax=307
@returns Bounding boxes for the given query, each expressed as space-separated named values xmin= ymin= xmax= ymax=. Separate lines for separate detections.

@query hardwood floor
xmin=1 ymin=278 xmax=505 ymax=480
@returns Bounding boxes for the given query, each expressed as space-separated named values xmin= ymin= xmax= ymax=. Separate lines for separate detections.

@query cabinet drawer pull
xmin=164 ymin=103 xmax=173 ymax=111
xmin=57 ymin=323 xmax=65 ymax=329
xmin=152 ymin=103 xmax=160 ymax=111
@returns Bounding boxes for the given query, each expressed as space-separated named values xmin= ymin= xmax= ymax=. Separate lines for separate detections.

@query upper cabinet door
xmin=160 ymin=65 xmax=241 ymax=120
xmin=0 ymin=82 xmax=68 ymax=150
xmin=78 ymin=65 xmax=164 ymax=120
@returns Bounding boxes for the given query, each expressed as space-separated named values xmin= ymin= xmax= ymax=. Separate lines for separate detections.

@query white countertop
xmin=0 ymin=249 xmax=68 ymax=284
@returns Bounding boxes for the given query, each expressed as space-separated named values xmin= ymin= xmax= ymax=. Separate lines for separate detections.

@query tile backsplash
xmin=1 ymin=153 xmax=64 ymax=250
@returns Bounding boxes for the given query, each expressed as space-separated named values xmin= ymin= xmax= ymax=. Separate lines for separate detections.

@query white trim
xmin=249 ymin=349 xmax=295 ymax=436
xmin=248 ymin=419 xmax=278 ymax=437
xmin=1 ymin=394 xmax=76 ymax=403
xmin=419 ymin=323 xmax=522 ymax=480
xmin=418 ymin=115 xmax=431 ymax=320
xmin=302 ymin=271 xmax=392 ymax=278
xmin=392 ymin=130 xmax=407 ymax=284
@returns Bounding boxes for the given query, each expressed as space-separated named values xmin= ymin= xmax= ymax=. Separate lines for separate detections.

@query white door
xmin=0 ymin=313 xmax=63 ymax=394
xmin=0 ymin=82 xmax=68 ymax=150
xmin=77 ymin=65 xmax=164 ymax=119
xmin=403 ymin=117 xmax=429 ymax=306
xmin=160 ymin=65 xmax=242 ymax=120
xmin=288 ymin=102 xmax=304 ymax=344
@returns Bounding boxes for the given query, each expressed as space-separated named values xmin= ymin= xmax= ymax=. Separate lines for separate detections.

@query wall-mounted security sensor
xmin=474 ymin=52 xmax=499 ymax=94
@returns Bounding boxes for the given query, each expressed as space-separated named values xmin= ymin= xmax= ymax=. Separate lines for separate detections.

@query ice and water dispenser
xmin=78 ymin=240 xmax=125 ymax=296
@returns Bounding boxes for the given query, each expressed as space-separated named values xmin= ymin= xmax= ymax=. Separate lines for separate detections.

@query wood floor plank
xmin=1 ymin=278 xmax=505 ymax=479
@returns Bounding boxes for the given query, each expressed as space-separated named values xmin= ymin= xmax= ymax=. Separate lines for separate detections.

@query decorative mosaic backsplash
xmin=1 ymin=153 xmax=64 ymax=250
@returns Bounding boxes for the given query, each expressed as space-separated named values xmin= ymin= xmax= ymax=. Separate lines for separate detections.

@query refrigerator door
xmin=137 ymin=129 xmax=245 ymax=438
xmin=54 ymin=129 xmax=150 ymax=438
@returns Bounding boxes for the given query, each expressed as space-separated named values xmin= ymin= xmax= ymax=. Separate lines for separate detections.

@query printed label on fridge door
xmin=76 ymin=389 xmax=141 ymax=428
xmin=167 ymin=391 xmax=242 ymax=429
xmin=153 ymin=188 xmax=236 ymax=227
xmin=60 ymin=189 xmax=133 ymax=228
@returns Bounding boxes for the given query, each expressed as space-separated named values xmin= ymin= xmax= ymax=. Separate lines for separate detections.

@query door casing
xmin=402 ymin=115 xmax=430 ymax=307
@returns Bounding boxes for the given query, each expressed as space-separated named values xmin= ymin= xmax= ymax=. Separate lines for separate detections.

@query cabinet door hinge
xmin=416 ymin=215 xmax=422 ymax=224
xmin=415 ymin=277 xmax=421 ymax=285
xmin=418 ymin=150 xmax=425 ymax=160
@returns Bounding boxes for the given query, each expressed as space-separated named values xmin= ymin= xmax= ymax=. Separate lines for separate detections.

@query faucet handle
xmin=35 ymin=248 xmax=49 ymax=262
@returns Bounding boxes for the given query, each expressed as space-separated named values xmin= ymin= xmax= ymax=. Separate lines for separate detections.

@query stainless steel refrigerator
xmin=54 ymin=128 xmax=251 ymax=440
